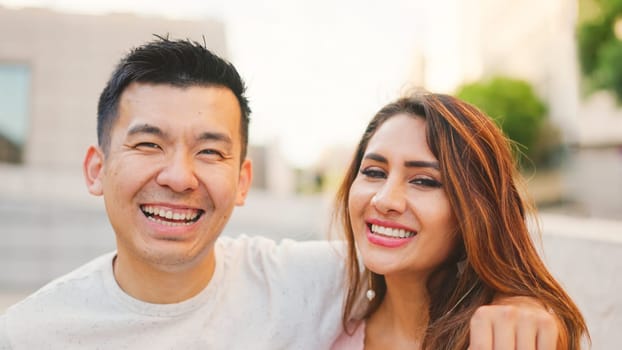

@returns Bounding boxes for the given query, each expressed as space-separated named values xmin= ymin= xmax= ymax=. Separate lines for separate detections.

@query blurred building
xmin=417 ymin=0 xmax=622 ymax=219
xmin=0 ymin=6 xmax=229 ymax=289
xmin=0 ymin=5 xmax=297 ymax=291
xmin=419 ymin=0 xmax=579 ymax=134
xmin=302 ymin=0 xmax=620 ymax=220
xmin=0 ymin=6 xmax=227 ymax=202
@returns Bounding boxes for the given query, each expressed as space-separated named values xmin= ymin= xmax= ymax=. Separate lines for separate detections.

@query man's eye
xmin=199 ymin=149 xmax=224 ymax=158
xmin=360 ymin=168 xmax=386 ymax=179
xmin=134 ymin=142 xmax=161 ymax=150
xmin=411 ymin=178 xmax=442 ymax=188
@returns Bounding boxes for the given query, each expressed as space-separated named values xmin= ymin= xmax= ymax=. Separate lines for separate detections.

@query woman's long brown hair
xmin=334 ymin=92 xmax=589 ymax=349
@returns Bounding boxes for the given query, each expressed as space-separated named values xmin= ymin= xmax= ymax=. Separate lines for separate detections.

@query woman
xmin=331 ymin=92 xmax=588 ymax=349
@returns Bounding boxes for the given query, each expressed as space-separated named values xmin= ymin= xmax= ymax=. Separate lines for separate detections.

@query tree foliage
xmin=456 ymin=77 xmax=548 ymax=165
xmin=577 ymin=0 xmax=622 ymax=102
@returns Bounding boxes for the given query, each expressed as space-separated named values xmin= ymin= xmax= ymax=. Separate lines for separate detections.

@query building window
xmin=0 ymin=63 xmax=30 ymax=164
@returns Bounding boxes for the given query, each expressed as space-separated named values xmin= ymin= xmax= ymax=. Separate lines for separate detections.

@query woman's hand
xmin=468 ymin=296 xmax=560 ymax=350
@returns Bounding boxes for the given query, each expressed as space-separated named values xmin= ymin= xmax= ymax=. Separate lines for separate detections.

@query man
xmin=0 ymin=37 xmax=559 ymax=349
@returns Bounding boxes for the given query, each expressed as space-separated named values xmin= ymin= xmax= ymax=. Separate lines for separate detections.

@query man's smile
xmin=140 ymin=205 xmax=204 ymax=226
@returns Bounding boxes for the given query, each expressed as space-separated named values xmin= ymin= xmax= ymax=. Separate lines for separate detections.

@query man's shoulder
xmin=213 ymin=235 xmax=346 ymax=344
xmin=1 ymin=252 xmax=116 ymax=348
xmin=0 ymin=312 xmax=10 ymax=349
xmin=4 ymin=252 xmax=115 ymax=314
xmin=217 ymin=235 xmax=346 ymax=287
xmin=218 ymin=235 xmax=345 ymax=268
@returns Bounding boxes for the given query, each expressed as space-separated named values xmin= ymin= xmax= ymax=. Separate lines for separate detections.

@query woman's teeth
xmin=370 ymin=224 xmax=416 ymax=238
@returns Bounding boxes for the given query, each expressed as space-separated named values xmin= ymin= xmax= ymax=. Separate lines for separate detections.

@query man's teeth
xmin=370 ymin=224 xmax=416 ymax=238
xmin=141 ymin=205 xmax=200 ymax=222
xmin=146 ymin=216 xmax=195 ymax=227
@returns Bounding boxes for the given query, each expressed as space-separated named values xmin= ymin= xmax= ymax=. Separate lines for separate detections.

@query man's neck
xmin=112 ymin=248 xmax=217 ymax=304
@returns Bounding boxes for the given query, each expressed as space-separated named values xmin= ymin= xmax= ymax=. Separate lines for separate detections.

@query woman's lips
xmin=366 ymin=222 xmax=417 ymax=248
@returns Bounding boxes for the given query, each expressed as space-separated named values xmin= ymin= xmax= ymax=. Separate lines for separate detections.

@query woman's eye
xmin=411 ymin=178 xmax=442 ymax=188
xmin=360 ymin=168 xmax=386 ymax=179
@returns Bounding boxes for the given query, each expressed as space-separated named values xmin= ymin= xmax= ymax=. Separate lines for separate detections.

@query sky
xmin=0 ymin=0 xmax=438 ymax=167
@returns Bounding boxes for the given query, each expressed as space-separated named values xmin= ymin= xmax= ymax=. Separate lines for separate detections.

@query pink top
xmin=330 ymin=322 xmax=366 ymax=350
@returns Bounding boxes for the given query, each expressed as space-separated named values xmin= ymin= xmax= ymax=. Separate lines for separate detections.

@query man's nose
xmin=370 ymin=178 xmax=407 ymax=214
xmin=155 ymin=152 xmax=199 ymax=192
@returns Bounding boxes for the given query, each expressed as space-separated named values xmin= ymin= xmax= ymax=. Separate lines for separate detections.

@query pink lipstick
xmin=365 ymin=220 xmax=417 ymax=248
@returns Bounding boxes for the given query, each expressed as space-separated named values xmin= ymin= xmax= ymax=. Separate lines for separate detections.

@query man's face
xmin=84 ymin=83 xmax=251 ymax=269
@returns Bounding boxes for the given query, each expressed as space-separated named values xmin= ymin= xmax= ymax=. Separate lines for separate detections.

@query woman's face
xmin=348 ymin=114 xmax=458 ymax=278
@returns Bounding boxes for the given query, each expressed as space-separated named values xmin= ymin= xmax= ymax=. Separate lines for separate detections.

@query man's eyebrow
xmin=364 ymin=152 xmax=439 ymax=170
xmin=127 ymin=124 xmax=165 ymax=137
xmin=126 ymin=126 xmax=231 ymax=145
xmin=197 ymin=132 xmax=232 ymax=145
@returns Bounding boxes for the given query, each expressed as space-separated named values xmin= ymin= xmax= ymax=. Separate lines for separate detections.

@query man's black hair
xmin=97 ymin=35 xmax=251 ymax=160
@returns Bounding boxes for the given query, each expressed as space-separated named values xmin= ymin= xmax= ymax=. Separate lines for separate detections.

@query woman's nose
xmin=370 ymin=179 xmax=406 ymax=214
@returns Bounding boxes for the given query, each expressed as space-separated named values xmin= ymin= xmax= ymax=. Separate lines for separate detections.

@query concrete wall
xmin=0 ymin=6 xmax=226 ymax=199
xmin=0 ymin=191 xmax=331 ymax=289
xmin=564 ymin=146 xmax=622 ymax=220
xmin=539 ymin=213 xmax=622 ymax=349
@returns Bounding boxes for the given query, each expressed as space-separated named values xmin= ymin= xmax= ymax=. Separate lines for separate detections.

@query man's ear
xmin=235 ymin=158 xmax=253 ymax=206
xmin=83 ymin=145 xmax=105 ymax=196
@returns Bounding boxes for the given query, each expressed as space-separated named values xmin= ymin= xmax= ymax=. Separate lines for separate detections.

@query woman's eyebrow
xmin=363 ymin=153 xmax=388 ymax=163
xmin=404 ymin=160 xmax=439 ymax=170
xmin=364 ymin=152 xmax=439 ymax=170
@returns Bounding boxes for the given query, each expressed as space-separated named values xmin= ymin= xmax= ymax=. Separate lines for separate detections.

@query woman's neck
xmin=365 ymin=273 xmax=430 ymax=350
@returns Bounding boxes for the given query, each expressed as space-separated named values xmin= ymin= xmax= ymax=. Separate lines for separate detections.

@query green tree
xmin=456 ymin=77 xmax=548 ymax=166
xmin=577 ymin=0 xmax=622 ymax=102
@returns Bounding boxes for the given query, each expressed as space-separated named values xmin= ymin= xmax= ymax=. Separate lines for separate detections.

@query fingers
xmin=535 ymin=312 xmax=558 ymax=350
xmin=468 ymin=303 xmax=559 ymax=350
xmin=515 ymin=309 xmax=537 ymax=350
xmin=492 ymin=307 xmax=517 ymax=350
xmin=469 ymin=306 xmax=493 ymax=350
xmin=470 ymin=305 xmax=517 ymax=350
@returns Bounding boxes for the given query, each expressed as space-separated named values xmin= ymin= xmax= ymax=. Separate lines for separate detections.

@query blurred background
xmin=0 ymin=0 xmax=620 ymax=347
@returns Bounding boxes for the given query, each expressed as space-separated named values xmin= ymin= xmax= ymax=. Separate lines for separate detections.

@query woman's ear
xmin=83 ymin=145 xmax=105 ymax=196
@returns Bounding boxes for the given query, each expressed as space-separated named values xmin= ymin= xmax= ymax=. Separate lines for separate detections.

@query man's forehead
xmin=120 ymin=82 xmax=238 ymax=103
xmin=118 ymin=82 xmax=240 ymax=118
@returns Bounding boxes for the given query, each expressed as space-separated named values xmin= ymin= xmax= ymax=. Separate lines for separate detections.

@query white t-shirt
xmin=0 ymin=235 xmax=346 ymax=350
